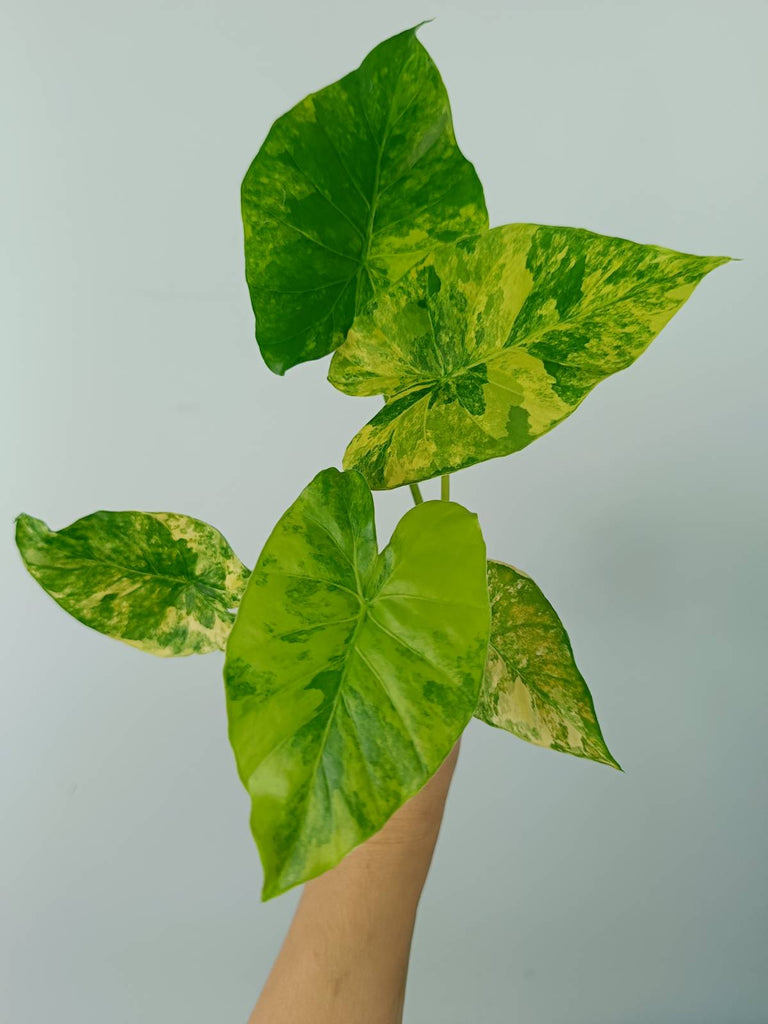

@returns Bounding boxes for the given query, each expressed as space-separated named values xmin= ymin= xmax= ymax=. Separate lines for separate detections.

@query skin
xmin=249 ymin=739 xmax=461 ymax=1024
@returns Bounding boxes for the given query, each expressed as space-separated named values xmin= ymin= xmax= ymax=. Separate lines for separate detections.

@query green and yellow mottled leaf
xmin=241 ymin=25 xmax=488 ymax=374
xmin=477 ymin=560 xmax=619 ymax=769
xmin=329 ymin=223 xmax=730 ymax=489
xmin=223 ymin=467 xmax=489 ymax=899
xmin=15 ymin=511 xmax=251 ymax=656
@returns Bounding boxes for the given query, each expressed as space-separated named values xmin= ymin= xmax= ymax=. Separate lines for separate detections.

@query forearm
xmin=249 ymin=741 xmax=460 ymax=1024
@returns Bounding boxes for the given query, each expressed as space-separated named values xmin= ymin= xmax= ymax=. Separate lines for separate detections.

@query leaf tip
xmin=13 ymin=512 xmax=42 ymax=548
xmin=262 ymin=351 xmax=290 ymax=377
xmin=260 ymin=864 xmax=308 ymax=902
xmin=260 ymin=877 xmax=283 ymax=902
xmin=709 ymin=253 xmax=738 ymax=268
xmin=410 ymin=18 xmax=436 ymax=34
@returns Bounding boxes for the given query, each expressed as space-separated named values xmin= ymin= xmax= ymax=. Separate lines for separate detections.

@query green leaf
xmin=329 ymin=223 xmax=730 ymax=489
xmin=477 ymin=560 xmax=620 ymax=769
xmin=15 ymin=511 xmax=251 ymax=656
xmin=241 ymin=25 xmax=488 ymax=375
xmin=223 ymin=468 xmax=490 ymax=899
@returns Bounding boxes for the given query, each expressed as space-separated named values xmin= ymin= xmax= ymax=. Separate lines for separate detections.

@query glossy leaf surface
xmin=329 ymin=223 xmax=729 ymax=488
xmin=477 ymin=561 xmax=619 ymax=769
xmin=223 ymin=468 xmax=489 ymax=898
xmin=241 ymin=25 xmax=488 ymax=374
xmin=15 ymin=511 xmax=251 ymax=656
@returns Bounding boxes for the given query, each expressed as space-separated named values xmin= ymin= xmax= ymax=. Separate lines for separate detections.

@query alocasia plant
xmin=16 ymin=25 xmax=730 ymax=899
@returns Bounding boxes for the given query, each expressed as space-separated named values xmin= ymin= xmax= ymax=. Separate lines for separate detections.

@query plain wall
xmin=2 ymin=1 xmax=766 ymax=1021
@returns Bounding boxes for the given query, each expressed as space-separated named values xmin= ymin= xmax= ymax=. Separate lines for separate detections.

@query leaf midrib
xmin=278 ymin=598 xmax=369 ymax=881
xmin=276 ymin=506 xmax=465 ymax=877
xmin=32 ymin=548 xmax=228 ymax=599
xmin=488 ymin=639 xmax=584 ymax=709
xmin=381 ymin=257 xmax=695 ymax=406
xmin=354 ymin=48 xmax=417 ymax=314
xmin=269 ymin=494 xmax=376 ymax=879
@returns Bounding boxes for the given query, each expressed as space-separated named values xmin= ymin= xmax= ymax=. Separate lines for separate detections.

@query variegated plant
xmin=16 ymin=25 xmax=730 ymax=899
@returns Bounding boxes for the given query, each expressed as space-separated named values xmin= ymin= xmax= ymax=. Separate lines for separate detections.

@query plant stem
xmin=409 ymin=483 xmax=424 ymax=506
xmin=441 ymin=475 xmax=450 ymax=502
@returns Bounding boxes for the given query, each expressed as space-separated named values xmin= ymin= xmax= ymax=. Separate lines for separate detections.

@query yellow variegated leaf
xmin=329 ymin=223 xmax=730 ymax=489
xmin=477 ymin=560 xmax=619 ymax=769
xmin=224 ymin=468 xmax=490 ymax=898
xmin=15 ymin=511 xmax=251 ymax=656
xmin=241 ymin=25 xmax=487 ymax=374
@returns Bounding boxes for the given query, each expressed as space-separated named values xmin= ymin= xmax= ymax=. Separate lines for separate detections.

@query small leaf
xmin=223 ymin=468 xmax=490 ymax=899
xmin=477 ymin=560 xmax=620 ymax=769
xmin=329 ymin=223 xmax=730 ymax=488
xmin=15 ymin=511 xmax=251 ymax=656
xmin=241 ymin=25 xmax=488 ymax=374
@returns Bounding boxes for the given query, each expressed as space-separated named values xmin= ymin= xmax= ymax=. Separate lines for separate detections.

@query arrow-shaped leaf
xmin=241 ymin=25 xmax=488 ymax=374
xmin=329 ymin=223 xmax=730 ymax=488
xmin=477 ymin=560 xmax=619 ymax=769
xmin=223 ymin=468 xmax=490 ymax=898
xmin=15 ymin=511 xmax=250 ymax=656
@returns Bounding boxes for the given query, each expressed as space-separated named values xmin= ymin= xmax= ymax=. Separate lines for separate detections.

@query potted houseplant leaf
xmin=15 ymin=25 xmax=730 ymax=901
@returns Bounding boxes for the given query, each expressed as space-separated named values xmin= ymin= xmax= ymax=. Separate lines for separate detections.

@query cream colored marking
xmin=494 ymin=671 xmax=548 ymax=745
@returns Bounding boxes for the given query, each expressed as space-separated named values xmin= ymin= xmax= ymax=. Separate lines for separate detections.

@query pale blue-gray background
xmin=2 ymin=1 xmax=766 ymax=1021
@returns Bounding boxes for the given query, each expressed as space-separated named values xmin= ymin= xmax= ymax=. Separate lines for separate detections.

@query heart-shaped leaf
xmin=15 ymin=511 xmax=251 ymax=656
xmin=329 ymin=223 xmax=730 ymax=488
xmin=223 ymin=468 xmax=490 ymax=899
xmin=477 ymin=560 xmax=619 ymax=769
xmin=241 ymin=25 xmax=488 ymax=374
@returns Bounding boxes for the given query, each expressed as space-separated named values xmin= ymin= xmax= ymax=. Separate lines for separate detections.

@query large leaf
xmin=223 ymin=468 xmax=489 ymax=898
xmin=477 ymin=561 xmax=619 ymax=769
xmin=241 ymin=25 xmax=488 ymax=374
xmin=329 ymin=223 xmax=730 ymax=489
xmin=15 ymin=511 xmax=251 ymax=656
